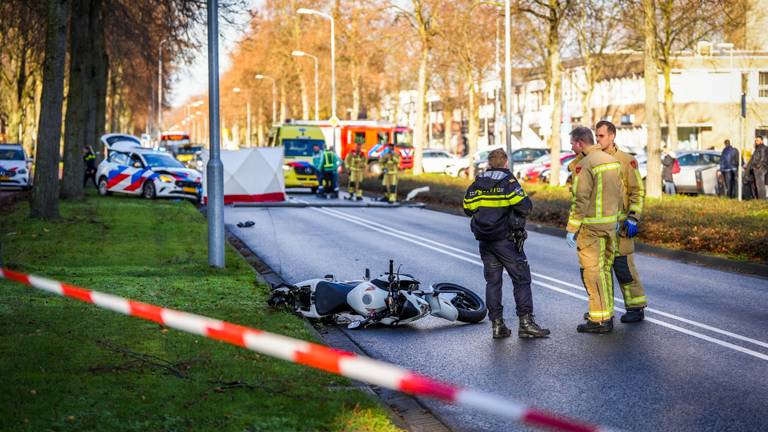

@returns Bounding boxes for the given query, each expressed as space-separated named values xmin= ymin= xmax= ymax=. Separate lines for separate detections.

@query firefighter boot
xmin=577 ymin=317 xmax=614 ymax=334
xmin=621 ymin=308 xmax=645 ymax=323
xmin=492 ymin=318 xmax=512 ymax=339
xmin=518 ymin=314 xmax=550 ymax=338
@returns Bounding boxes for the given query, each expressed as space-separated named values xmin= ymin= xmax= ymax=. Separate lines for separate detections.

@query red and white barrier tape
xmin=1 ymin=268 xmax=617 ymax=432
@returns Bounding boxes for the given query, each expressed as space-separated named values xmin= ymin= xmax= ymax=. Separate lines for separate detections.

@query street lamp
xmin=292 ymin=50 xmax=320 ymax=121
xmin=232 ymin=87 xmax=252 ymax=147
xmin=157 ymin=38 xmax=168 ymax=136
xmin=255 ymin=74 xmax=277 ymax=126
xmin=297 ymin=7 xmax=336 ymax=151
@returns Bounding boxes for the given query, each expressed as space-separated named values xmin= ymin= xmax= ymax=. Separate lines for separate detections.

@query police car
xmin=96 ymin=137 xmax=202 ymax=201
xmin=0 ymin=143 xmax=31 ymax=189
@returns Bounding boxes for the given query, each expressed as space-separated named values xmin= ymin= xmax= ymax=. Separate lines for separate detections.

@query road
xmin=225 ymin=193 xmax=768 ymax=432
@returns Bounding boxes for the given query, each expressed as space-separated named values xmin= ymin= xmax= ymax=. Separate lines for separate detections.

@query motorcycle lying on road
xmin=268 ymin=260 xmax=487 ymax=328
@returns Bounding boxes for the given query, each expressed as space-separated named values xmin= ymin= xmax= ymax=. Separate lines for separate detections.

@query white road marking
xmin=306 ymin=205 xmax=768 ymax=361
xmin=328 ymin=207 xmax=768 ymax=351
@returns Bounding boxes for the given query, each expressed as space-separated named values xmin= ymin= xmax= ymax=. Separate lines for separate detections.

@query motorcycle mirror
xmin=347 ymin=321 xmax=362 ymax=329
xmin=364 ymin=268 xmax=370 ymax=280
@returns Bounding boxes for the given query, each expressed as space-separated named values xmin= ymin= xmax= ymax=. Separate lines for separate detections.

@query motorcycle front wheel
xmin=432 ymin=283 xmax=487 ymax=323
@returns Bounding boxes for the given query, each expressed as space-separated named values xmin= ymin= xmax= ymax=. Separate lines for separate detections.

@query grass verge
xmin=0 ymin=193 xmax=401 ymax=432
xmin=361 ymin=174 xmax=768 ymax=263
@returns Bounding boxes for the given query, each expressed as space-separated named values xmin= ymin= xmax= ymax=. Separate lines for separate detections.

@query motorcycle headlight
xmin=159 ymin=175 xmax=175 ymax=183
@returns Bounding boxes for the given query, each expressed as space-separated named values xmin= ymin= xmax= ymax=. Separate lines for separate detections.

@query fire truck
xmin=289 ymin=120 xmax=413 ymax=174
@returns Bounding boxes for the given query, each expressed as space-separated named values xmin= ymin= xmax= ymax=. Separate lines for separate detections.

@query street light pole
xmin=291 ymin=50 xmax=320 ymax=121
xmin=206 ymin=0 xmax=224 ymax=268
xmin=255 ymin=74 xmax=277 ymax=125
xmin=504 ymin=0 xmax=513 ymax=167
xmin=157 ymin=38 xmax=168 ymax=136
xmin=297 ymin=8 xmax=336 ymax=152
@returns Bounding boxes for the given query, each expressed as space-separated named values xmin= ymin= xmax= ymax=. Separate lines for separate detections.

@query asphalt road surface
xmin=225 ymin=193 xmax=768 ymax=432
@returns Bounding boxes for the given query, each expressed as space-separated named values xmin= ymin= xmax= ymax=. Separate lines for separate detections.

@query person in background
xmin=83 ymin=145 xmax=97 ymax=188
xmin=661 ymin=148 xmax=676 ymax=195
xmin=312 ymin=144 xmax=323 ymax=196
xmin=720 ymin=139 xmax=739 ymax=198
xmin=746 ymin=136 xmax=768 ymax=199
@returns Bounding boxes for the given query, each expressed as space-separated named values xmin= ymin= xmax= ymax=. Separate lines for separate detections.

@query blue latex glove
xmin=623 ymin=217 xmax=639 ymax=238
xmin=566 ymin=232 xmax=576 ymax=248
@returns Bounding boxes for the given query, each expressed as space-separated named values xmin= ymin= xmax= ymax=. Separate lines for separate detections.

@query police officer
xmin=320 ymin=147 xmax=341 ymax=199
xmin=380 ymin=143 xmax=400 ymax=203
xmin=345 ymin=142 xmax=367 ymax=201
xmin=83 ymin=145 xmax=97 ymax=188
xmin=595 ymin=120 xmax=647 ymax=323
xmin=566 ymin=126 xmax=622 ymax=333
xmin=463 ymin=148 xmax=550 ymax=339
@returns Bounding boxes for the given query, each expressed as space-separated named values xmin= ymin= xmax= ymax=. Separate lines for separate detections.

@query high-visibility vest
xmin=323 ymin=151 xmax=335 ymax=171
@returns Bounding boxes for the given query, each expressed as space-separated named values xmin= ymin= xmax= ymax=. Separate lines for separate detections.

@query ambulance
xmin=267 ymin=124 xmax=326 ymax=193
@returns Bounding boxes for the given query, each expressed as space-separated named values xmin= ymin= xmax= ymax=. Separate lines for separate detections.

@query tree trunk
xmin=443 ymin=101 xmax=452 ymax=152
xmin=643 ymin=0 xmax=662 ymax=199
xmin=413 ymin=44 xmax=428 ymax=175
xmin=663 ymin=63 xmax=678 ymax=150
xmin=92 ymin=0 xmax=108 ymax=160
xmin=467 ymin=69 xmax=479 ymax=178
xmin=61 ymin=0 xmax=90 ymax=200
xmin=31 ymin=0 xmax=69 ymax=220
xmin=279 ymin=81 xmax=287 ymax=123
xmin=351 ymin=61 xmax=361 ymax=120
xmin=257 ymin=103 xmax=264 ymax=146
xmin=547 ymin=18 xmax=562 ymax=186
xmin=298 ymin=70 xmax=309 ymax=120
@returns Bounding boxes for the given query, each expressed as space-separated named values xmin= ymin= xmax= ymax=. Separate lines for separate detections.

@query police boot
xmin=491 ymin=318 xmax=512 ymax=339
xmin=577 ymin=317 xmax=614 ymax=334
xmin=621 ymin=308 xmax=645 ymax=323
xmin=518 ymin=314 xmax=550 ymax=338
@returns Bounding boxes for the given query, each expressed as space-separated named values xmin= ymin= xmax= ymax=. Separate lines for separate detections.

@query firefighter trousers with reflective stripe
xmin=383 ymin=174 xmax=398 ymax=202
xmin=348 ymin=171 xmax=364 ymax=198
xmin=577 ymin=230 xmax=616 ymax=322
xmin=479 ymin=238 xmax=533 ymax=320
xmin=613 ymin=235 xmax=647 ymax=308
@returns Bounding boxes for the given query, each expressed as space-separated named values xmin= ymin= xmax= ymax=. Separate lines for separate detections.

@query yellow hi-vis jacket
xmin=605 ymin=144 xmax=645 ymax=221
xmin=345 ymin=151 xmax=367 ymax=173
xmin=567 ymin=146 xmax=623 ymax=235
xmin=381 ymin=151 xmax=400 ymax=175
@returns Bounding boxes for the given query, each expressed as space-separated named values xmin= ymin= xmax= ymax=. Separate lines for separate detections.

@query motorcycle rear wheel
xmin=432 ymin=283 xmax=487 ymax=323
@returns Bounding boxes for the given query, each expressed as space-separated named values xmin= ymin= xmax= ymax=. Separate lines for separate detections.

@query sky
xmin=168 ymin=0 xmax=263 ymax=108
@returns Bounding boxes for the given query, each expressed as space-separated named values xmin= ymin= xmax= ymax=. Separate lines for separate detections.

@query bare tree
xmin=519 ymin=0 xmax=573 ymax=186
xmin=30 ymin=0 xmax=69 ymax=220
xmin=567 ymin=0 xmax=623 ymax=128
xmin=394 ymin=0 xmax=442 ymax=175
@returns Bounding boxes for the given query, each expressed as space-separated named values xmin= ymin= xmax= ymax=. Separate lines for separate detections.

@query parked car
xmin=0 ymin=143 xmax=32 ymax=190
xmin=96 ymin=141 xmax=202 ymax=201
xmin=671 ymin=150 xmax=721 ymax=194
xmin=510 ymin=148 xmax=550 ymax=179
xmin=422 ymin=149 xmax=457 ymax=174
xmin=522 ymin=152 xmax=575 ymax=184
xmin=444 ymin=146 xmax=502 ymax=177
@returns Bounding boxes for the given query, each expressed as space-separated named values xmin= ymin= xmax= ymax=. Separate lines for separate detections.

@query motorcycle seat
xmin=314 ymin=281 xmax=356 ymax=316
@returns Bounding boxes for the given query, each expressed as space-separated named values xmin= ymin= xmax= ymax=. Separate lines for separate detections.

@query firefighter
xmin=463 ymin=148 xmax=550 ymax=339
xmin=595 ymin=120 xmax=647 ymax=322
xmin=380 ymin=142 xmax=400 ymax=203
xmin=320 ymin=147 xmax=341 ymax=199
xmin=566 ymin=126 xmax=623 ymax=333
xmin=344 ymin=142 xmax=367 ymax=201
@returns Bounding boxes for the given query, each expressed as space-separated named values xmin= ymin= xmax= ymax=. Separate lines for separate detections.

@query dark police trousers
xmin=479 ymin=238 xmax=533 ymax=320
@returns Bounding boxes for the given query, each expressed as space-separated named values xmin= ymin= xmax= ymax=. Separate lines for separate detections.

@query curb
xmin=225 ymin=228 xmax=454 ymax=432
